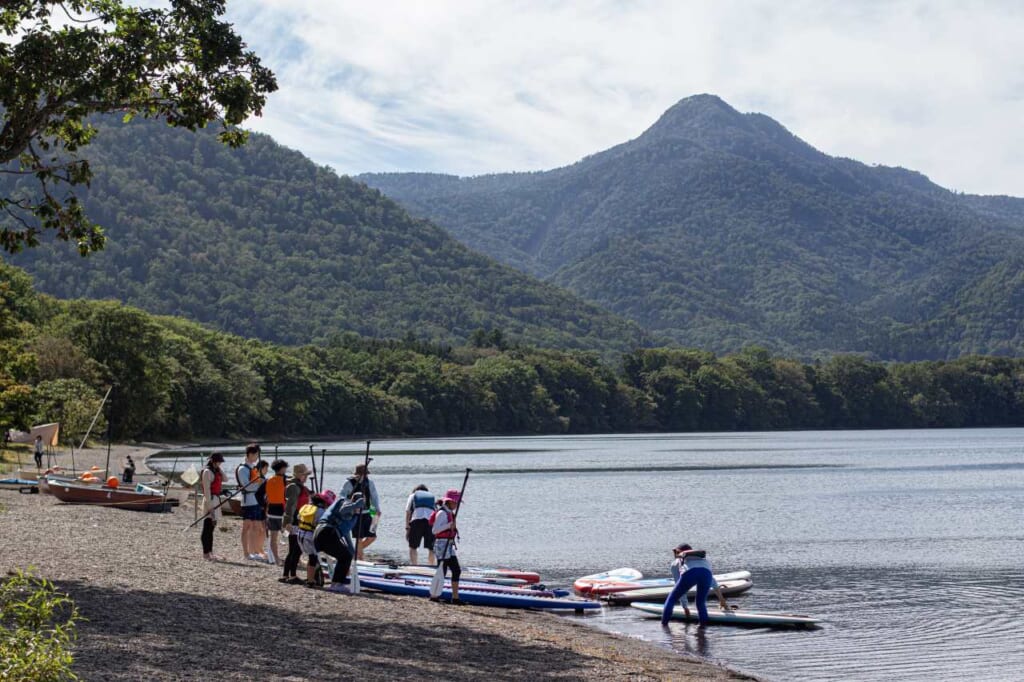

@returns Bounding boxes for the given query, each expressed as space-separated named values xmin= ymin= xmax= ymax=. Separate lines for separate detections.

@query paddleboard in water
xmin=359 ymin=576 xmax=601 ymax=611
xmin=631 ymin=601 xmax=821 ymax=628
xmin=577 ymin=569 xmax=751 ymax=595
xmin=603 ymin=578 xmax=753 ymax=605
xmin=573 ymin=568 xmax=644 ymax=593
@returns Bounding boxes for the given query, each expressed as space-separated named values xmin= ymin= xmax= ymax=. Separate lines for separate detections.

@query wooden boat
xmin=45 ymin=477 xmax=174 ymax=512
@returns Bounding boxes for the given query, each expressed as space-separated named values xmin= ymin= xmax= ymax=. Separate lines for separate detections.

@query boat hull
xmin=46 ymin=478 xmax=173 ymax=512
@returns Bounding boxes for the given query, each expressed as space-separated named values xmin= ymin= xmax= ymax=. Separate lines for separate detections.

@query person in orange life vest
xmin=280 ymin=463 xmax=313 ymax=584
xmin=236 ymin=443 xmax=266 ymax=562
xmin=264 ymin=459 xmax=289 ymax=566
xmin=430 ymin=488 xmax=464 ymax=605
xmin=200 ymin=453 xmax=226 ymax=561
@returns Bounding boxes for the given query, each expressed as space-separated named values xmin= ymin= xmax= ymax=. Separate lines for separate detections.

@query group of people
xmin=196 ymin=443 xmax=464 ymax=598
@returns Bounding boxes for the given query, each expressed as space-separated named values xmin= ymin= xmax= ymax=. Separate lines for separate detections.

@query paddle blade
xmin=180 ymin=465 xmax=200 ymax=487
xmin=429 ymin=563 xmax=445 ymax=598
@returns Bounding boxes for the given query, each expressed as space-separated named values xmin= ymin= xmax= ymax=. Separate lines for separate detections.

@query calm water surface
xmin=154 ymin=429 xmax=1024 ymax=681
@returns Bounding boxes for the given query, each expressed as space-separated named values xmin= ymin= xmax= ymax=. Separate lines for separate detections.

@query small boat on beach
xmin=45 ymin=477 xmax=174 ymax=512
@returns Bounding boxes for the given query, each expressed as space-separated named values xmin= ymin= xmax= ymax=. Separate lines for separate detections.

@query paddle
xmin=350 ymin=440 xmax=371 ymax=595
xmin=309 ymin=445 xmax=319 ymax=494
xmin=182 ymin=484 xmax=245 ymax=531
xmin=319 ymin=448 xmax=326 ymax=492
xmin=429 ymin=467 xmax=471 ymax=599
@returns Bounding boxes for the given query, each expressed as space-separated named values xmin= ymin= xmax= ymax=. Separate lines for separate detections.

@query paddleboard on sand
xmin=603 ymin=578 xmax=753 ymax=605
xmin=631 ymin=601 xmax=821 ymax=628
xmin=359 ymin=576 xmax=601 ymax=611
xmin=358 ymin=560 xmax=538 ymax=585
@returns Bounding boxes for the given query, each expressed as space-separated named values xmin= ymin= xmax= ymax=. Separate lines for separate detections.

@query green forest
xmin=4 ymin=261 xmax=1024 ymax=443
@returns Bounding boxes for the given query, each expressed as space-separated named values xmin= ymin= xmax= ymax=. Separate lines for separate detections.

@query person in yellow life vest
xmin=264 ymin=459 xmax=289 ymax=565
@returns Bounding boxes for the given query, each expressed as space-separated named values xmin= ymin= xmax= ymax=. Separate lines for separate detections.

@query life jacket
xmin=297 ymin=503 xmax=321 ymax=532
xmin=265 ymin=474 xmax=286 ymax=506
xmin=254 ymin=479 xmax=268 ymax=508
xmin=207 ymin=466 xmax=223 ymax=496
xmin=412 ymin=491 xmax=435 ymax=509
xmin=430 ymin=508 xmax=456 ymax=539
xmin=290 ymin=483 xmax=310 ymax=523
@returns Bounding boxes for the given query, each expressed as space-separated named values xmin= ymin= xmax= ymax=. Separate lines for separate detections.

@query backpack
xmin=254 ymin=479 xmax=267 ymax=508
xmin=297 ymin=503 xmax=320 ymax=532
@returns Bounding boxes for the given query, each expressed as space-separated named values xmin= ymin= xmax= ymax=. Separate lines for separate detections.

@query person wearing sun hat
xmin=280 ymin=463 xmax=313 ymax=584
xmin=430 ymin=488 xmax=464 ymax=604
xmin=661 ymin=543 xmax=728 ymax=626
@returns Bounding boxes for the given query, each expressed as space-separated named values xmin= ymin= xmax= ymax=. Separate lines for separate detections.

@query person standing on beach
xmin=280 ymin=463 xmax=313 ymax=583
xmin=200 ymin=453 xmax=226 ymax=561
xmin=430 ymin=489 xmax=463 ymax=604
xmin=236 ymin=443 xmax=266 ymax=561
xmin=122 ymin=455 xmax=136 ymax=483
xmin=661 ymin=544 xmax=727 ymax=626
xmin=405 ymin=484 xmax=436 ymax=565
xmin=34 ymin=434 xmax=44 ymax=468
xmin=340 ymin=463 xmax=381 ymax=560
xmin=264 ymin=459 xmax=289 ymax=565
xmin=313 ymin=491 xmax=365 ymax=593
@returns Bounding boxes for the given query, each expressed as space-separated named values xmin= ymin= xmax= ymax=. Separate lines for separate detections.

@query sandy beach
xmin=0 ymin=444 xmax=751 ymax=681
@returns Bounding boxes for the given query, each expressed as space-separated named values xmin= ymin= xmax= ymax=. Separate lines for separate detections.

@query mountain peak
xmin=642 ymin=94 xmax=744 ymax=139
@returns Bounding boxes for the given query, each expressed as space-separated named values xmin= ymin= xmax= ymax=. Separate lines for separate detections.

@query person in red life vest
xmin=280 ymin=463 xmax=313 ymax=584
xmin=200 ymin=453 xmax=226 ymax=561
xmin=430 ymin=488 xmax=464 ymax=605
xmin=264 ymin=459 xmax=289 ymax=566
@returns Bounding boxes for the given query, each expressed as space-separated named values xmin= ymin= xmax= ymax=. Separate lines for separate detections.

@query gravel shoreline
xmin=1 ymin=445 xmax=751 ymax=681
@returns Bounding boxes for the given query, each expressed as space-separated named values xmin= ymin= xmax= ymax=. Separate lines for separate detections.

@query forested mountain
xmin=362 ymin=94 xmax=1024 ymax=360
xmin=2 ymin=118 xmax=649 ymax=354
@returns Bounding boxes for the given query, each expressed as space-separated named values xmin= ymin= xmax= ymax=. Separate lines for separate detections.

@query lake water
xmin=152 ymin=429 xmax=1024 ymax=681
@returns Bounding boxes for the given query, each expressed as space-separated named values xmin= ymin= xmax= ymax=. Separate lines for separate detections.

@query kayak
xmin=631 ymin=601 xmax=822 ymax=628
xmin=358 ymin=576 xmax=601 ymax=611
xmin=358 ymin=561 xmax=536 ymax=586
xmin=602 ymin=578 xmax=753 ymax=605
xmin=573 ymin=567 xmax=644 ymax=593
xmin=0 ymin=478 xmax=39 ymax=491
xmin=578 ymin=570 xmax=752 ymax=596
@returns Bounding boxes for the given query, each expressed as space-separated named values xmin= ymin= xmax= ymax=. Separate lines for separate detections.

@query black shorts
xmin=355 ymin=514 xmax=376 ymax=538
xmin=407 ymin=518 xmax=434 ymax=550
xmin=241 ymin=505 xmax=264 ymax=521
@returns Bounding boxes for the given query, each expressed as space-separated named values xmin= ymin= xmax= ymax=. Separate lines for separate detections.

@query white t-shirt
xmin=405 ymin=492 xmax=435 ymax=522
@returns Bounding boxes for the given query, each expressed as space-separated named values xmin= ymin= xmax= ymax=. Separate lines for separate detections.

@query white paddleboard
xmin=631 ymin=601 xmax=822 ymax=628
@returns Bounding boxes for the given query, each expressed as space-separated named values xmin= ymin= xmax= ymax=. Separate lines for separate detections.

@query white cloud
xmin=226 ymin=0 xmax=1024 ymax=195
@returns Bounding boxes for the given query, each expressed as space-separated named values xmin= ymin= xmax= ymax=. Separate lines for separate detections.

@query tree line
xmin=3 ymin=261 xmax=1023 ymax=443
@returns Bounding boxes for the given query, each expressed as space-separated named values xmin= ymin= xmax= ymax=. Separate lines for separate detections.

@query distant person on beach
xmin=430 ymin=488 xmax=464 ymax=604
xmin=34 ymin=434 xmax=44 ymax=468
xmin=236 ymin=443 xmax=267 ymax=562
xmin=264 ymin=459 xmax=289 ymax=565
xmin=340 ymin=463 xmax=381 ymax=560
xmin=280 ymin=463 xmax=313 ymax=584
xmin=314 ymin=491 xmax=365 ymax=593
xmin=122 ymin=456 xmax=136 ymax=483
xmin=200 ymin=453 xmax=226 ymax=561
xmin=661 ymin=544 xmax=728 ymax=626
xmin=405 ymin=484 xmax=436 ymax=565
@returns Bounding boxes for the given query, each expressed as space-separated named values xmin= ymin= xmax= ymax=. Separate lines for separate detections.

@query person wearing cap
xmin=340 ymin=462 xmax=381 ymax=560
xmin=661 ymin=544 xmax=728 ymax=626
xmin=280 ymin=463 xmax=313 ymax=583
xmin=405 ymin=484 xmax=436 ymax=566
xmin=430 ymin=489 xmax=464 ymax=604
xmin=200 ymin=453 xmax=226 ymax=561
xmin=313 ymin=491 xmax=366 ymax=594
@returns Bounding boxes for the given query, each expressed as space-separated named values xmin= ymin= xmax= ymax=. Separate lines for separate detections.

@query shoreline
xmin=1 ymin=444 xmax=752 ymax=681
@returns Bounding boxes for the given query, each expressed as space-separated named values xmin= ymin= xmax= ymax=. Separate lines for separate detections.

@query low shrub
xmin=0 ymin=570 xmax=81 ymax=681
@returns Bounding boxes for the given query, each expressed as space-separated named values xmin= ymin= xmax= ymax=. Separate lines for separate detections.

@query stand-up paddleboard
xmin=573 ymin=568 xmax=644 ymax=593
xmin=577 ymin=569 xmax=751 ymax=595
xmin=358 ymin=561 xmax=532 ymax=586
xmin=631 ymin=601 xmax=821 ymax=628
xmin=355 ymin=566 xmax=567 ymax=596
xmin=603 ymin=578 xmax=753 ymax=605
xmin=359 ymin=576 xmax=601 ymax=611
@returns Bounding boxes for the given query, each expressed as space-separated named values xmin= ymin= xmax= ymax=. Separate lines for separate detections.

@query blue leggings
xmin=661 ymin=566 xmax=712 ymax=625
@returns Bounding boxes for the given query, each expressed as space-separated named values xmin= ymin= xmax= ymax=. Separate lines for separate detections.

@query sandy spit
xmin=0 ymin=444 xmax=751 ymax=681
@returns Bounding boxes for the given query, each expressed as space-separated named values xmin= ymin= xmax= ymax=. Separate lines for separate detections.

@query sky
xmin=222 ymin=1 xmax=1024 ymax=197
